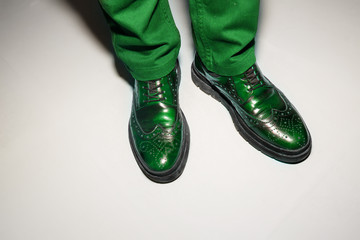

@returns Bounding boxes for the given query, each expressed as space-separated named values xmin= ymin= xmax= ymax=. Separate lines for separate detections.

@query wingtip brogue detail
xmin=130 ymin=110 xmax=183 ymax=171
xmin=129 ymin=62 xmax=190 ymax=183
xmin=191 ymin=55 xmax=311 ymax=163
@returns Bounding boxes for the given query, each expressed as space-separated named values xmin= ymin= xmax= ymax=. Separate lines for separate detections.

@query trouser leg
xmin=99 ymin=0 xmax=181 ymax=80
xmin=189 ymin=0 xmax=260 ymax=76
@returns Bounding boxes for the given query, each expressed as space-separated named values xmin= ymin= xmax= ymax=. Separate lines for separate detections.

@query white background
xmin=1 ymin=0 xmax=360 ymax=239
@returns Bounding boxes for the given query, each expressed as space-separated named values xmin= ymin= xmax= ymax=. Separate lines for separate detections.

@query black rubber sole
xmin=191 ymin=63 xmax=311 ymax=164
xmin=128 ymin=111 xmax=190 ymax=183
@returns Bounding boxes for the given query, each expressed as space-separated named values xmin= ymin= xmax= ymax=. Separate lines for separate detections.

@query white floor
xmin=1 ymin=0 xmax=360 ymax=239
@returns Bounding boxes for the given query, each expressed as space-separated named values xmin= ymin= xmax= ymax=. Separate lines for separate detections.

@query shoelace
xmin=143 ymin=80 xmax=165 ymax=103
xmin=244 ymin=66 xmax=261 ymax=89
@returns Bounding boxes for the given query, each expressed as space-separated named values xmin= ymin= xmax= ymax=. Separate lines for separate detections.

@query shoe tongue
xmin=135 ymin=103 xmax=177 ymax=132
xmin=148 ymin=81 xmax=158 ymax=95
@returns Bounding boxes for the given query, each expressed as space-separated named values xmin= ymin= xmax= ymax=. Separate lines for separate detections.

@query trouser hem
xmin=205 ymin=47 xmax=256 ymax=76
xmin=129 ymin=58 xmax=178 ymax=81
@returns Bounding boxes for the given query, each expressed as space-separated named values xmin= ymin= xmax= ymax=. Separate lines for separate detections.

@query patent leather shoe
xmin=129 ymin=62 xmax=190 ymax=183
xmin=191 ymin=55 xmax=311 ymax=163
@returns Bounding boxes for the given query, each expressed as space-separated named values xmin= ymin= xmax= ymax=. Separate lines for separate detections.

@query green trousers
xmin=99 ymin=0 xmax=260 ymax=80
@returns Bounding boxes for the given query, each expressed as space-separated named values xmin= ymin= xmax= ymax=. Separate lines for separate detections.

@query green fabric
xmin=189 ymin=0 xmax=259 ymax=76
xmin=99 ymin=0 xmax=259 ymax=80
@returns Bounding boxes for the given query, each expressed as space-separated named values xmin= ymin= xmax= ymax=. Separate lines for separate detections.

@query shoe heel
xmin=191 ymin=66 xmax=211 ymax=91
xmin=191 ymin=64 xmax=226 ymax=105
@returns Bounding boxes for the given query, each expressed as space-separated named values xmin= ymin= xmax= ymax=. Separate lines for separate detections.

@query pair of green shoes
xmin=129 ymin=55 xmax=312 ymax=183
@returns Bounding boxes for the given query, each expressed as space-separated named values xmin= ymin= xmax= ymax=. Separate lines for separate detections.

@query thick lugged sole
xmin=191 ymin=63 xmax=311 ymax=164
xmin=128 ymin=111 xmax=190 ymax=183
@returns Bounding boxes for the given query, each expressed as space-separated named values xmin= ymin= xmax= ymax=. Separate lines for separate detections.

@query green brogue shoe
xmin=191 ymin=55 xmax=311 ymax=163
xmin=129 ymin=62 xmax=190 ymax=183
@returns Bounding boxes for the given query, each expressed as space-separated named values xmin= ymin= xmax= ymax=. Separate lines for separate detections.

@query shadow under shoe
xmin=129 ymin=63 xmax=190 ymax=183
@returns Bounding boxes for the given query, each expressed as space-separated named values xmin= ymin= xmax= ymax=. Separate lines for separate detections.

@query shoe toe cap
xmin=138 ymin=134 xmax=182 ymax=172
xmin=263 ymin=111 xmax=311 ymax=151
xmin=130 ymin=114 xmax=185 ymax=172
